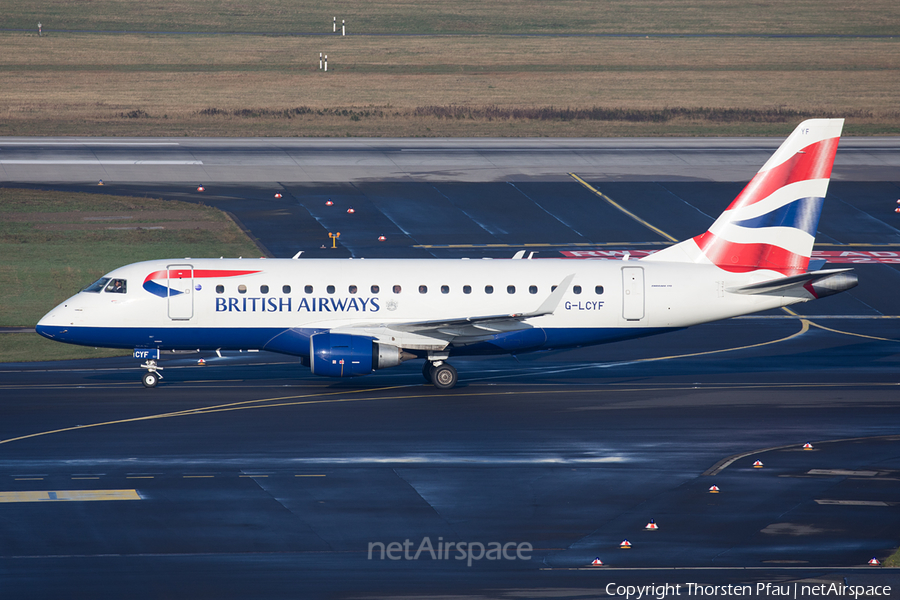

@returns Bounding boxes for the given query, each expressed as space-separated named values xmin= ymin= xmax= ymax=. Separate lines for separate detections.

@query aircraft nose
xmin=35 ymin=313 xmax=57 ymax=339
xmin=36 ymin=308 xmax=67 ymax=339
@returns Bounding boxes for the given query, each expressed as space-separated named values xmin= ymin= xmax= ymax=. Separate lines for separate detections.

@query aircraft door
xmin=167 ymin=264 xmax=194 ymax=320
xmin=621 ymin=266 xmax=644 ymax=321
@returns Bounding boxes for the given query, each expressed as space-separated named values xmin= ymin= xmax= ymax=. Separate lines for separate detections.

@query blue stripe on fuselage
xmin=35 ymin=324 xmax=680 ymax=357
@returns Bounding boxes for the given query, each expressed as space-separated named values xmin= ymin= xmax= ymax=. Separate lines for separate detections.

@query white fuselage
xmin=37 ymin=257 xmax=803 ymax=358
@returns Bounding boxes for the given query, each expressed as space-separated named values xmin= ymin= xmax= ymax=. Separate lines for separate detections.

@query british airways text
xmin=216 ymin=296 xmax=381 ymax=313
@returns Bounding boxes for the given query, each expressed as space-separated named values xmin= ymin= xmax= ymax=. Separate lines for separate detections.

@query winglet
xmin=520 ymin=273 xmax=575 ymax=318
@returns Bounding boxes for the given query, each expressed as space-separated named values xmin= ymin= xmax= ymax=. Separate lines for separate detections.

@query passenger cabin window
xmin=216 ymin=285 xmax=225 ymax=294
xmin=260 ymin=285 xmax=269 ymax=294
xmin=83 ymin=277 xmax=111 ymax=293
xmin=349 ymin=285 xmax=357 ymax=294
xmin=419 ymin=285 xmax=428 ymax=294
xmin=304 ymin=285 xmax=313 ymax=294
xmin=327 ymin=285 xmax=335 ymax=294
xmin=371 ymin=285 xmax=380 ymax=294
xmin=393 ymin=285 xmax=402 ymax=294
xmin=595 ymin=285 xmax=604 ymax=295
xmin=238 ymin=284 xmax=247 ymax=294
xmin=573 ymin=285 xmax=582 ymax=295
xmin=485 ymin=285 xmax=494 ymax=294
xmin=104 ymin=279 xmax=127 ymax=294
xmin=463 ymin=285 xmax=472 ymax=294
xmin=441 ymin=285 xmax=449 ymax=294
xmin=529 ymin=285 xmax=538 ymax=294
xmin=507 ymin=285 xmax=516 ymax=294
xmin=283 ymin=285 xmax=291 ymax=294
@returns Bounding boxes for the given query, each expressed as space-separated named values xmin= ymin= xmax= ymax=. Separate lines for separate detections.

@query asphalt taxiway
xmin=1 ymin=137 xmax=899 ymax=598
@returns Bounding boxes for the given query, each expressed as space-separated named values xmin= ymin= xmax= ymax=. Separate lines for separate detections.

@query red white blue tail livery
xmin=37 ymin=120 xmax=857 ymax=389
xmin=645 ymin=119 xmax=843 ymax=276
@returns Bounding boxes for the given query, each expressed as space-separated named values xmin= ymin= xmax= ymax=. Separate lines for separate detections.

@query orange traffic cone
xmin=378 ymin=235 xmax=386 ymax=241
xmin=98 ymin=179 xmax=104 ymax=186
xmin=645 ymin=519 xmax=658 ymax=531
xmin=325 ymin=199 xmax=334 ymax=206
xmin=620 ymin=540 xmax=631 ymax=549
xmin=197 ymin=185 xmax=205 ymax=192
xmin=347 ymin=207 xmax=355 ymax=214
xmin=274 ymin=193 xmax=282 ymax=198
xmin=591 ymin=557 xmax=604 ymax=566
xmin=803 ymin=443 xmax=814 ymax=450
xmin=753 ymin=460 xmax=764 ymax=468
xmin=869 ymin=557 xmax=881 ymax=566
xmin=198 ymin=358 xmax=206 ymax=366
xmin=709 ymin=485 xmax=720 ymax=493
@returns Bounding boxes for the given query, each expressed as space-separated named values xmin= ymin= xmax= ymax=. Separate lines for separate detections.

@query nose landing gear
xmin=140 ymin=359 xmax=163 ymax=388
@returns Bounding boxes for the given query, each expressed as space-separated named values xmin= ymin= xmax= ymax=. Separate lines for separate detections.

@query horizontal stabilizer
xmin=727 ymin=268 xmax=857 ymax=299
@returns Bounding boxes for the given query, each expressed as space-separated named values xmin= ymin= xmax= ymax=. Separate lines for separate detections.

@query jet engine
xmin=309 ymin=332 xmax=414 ymax=377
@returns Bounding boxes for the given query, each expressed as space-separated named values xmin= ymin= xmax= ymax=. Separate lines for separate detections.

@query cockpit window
xmin=83 ymin=277 xmax=110 ymax=293
xmin=105 ymin=279 xmax=127 ymax=294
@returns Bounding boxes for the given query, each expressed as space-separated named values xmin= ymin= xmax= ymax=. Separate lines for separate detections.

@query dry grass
xmin=9 ymin=0 xmax=900 ymax=35
xmin=1 ymin=32 xmax=898 ymax=136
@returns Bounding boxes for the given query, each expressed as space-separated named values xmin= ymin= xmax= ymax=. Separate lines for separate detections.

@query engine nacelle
xmin=309 ymin=333 xmax=412 ymax=378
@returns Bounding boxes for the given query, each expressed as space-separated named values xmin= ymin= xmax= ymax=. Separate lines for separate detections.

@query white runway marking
xmin=0 ymin=160 xmax=202 ymax=165
xmin=0 ymin=142 xmax=180 ymax=146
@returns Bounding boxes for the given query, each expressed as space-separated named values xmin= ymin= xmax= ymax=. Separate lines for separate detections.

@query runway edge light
xmin=645 ymin=519 xmax=658 ymax=531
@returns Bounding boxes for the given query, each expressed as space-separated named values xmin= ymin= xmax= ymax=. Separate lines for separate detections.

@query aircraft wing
xmin=342 ymin=274 xmax=575 ymax=345
xmin=392 ymin=273 xmax=574 ymax=332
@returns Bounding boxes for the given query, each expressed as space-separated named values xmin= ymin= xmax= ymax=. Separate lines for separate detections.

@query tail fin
xmin=644 ymin=119 xmax=843 ymax=275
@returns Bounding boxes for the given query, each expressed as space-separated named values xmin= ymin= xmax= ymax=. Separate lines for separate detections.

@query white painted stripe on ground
xmin=0 ymin=142 xmax=180 ymax=146
xmin=815 ymin=499 xmax=894 ymax=506
xmin=0 ymin=160 xmax=202 ymax=165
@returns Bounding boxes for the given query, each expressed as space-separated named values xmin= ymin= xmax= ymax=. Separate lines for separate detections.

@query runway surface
xmin=1 ymin=137 xmax=899 ymax=598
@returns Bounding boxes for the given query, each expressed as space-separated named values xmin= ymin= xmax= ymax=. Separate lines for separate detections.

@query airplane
xmin=36 ymin=119 xmax=857 ymax=389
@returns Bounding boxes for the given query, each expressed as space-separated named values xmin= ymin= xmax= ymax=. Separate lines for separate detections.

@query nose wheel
xmin=140 ymin=360 xmax=163 ymax=388
xmin=142 ymin=371 xmax=160 ymax=388
xmin=423 ymin=361 xmax=458 ymax=389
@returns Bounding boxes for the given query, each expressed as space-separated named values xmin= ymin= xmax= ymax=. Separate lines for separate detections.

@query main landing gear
xmin=422 ymin=360 xmax=458 ymax=390
xmin=140 ymin=360 xmax=163 ymax=388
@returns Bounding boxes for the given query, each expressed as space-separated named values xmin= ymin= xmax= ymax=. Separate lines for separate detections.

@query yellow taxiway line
xmin=0 ymin=489 xmax=140 ymax=503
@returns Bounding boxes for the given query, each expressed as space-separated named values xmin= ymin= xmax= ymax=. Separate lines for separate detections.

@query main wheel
xmin=431 ymin=363 xmax=458 ymax=389
xmin=142 ymin=371 xmax=160 ymax=388
xmin=422 ymin=361 xmax=436 ymax=383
